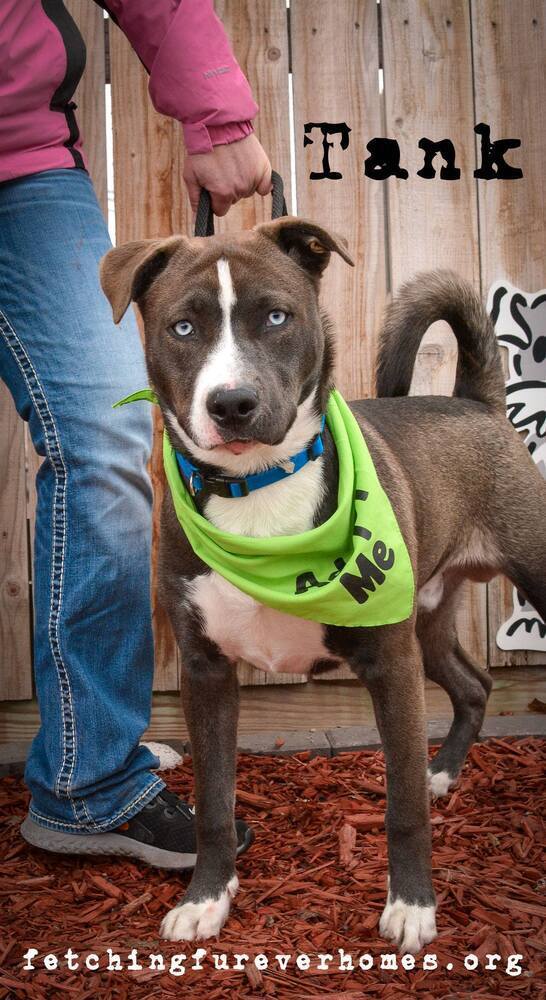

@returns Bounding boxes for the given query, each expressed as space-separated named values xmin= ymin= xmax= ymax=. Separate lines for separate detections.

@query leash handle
xmin=194 ymin=169 xmax=287 ymax=238
xmin=270 ymin=169 xmax=288 ymax=220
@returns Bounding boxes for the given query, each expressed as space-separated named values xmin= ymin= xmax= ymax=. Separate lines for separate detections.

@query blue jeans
xmin=0 ymin=168 xmax=165 ymax=832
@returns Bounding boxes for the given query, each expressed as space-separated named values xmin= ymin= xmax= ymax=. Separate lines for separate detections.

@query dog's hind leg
xmin=417 ymin=580 xmax=492 ymax=798
xmin=500 ymin=523 xmax=546 ymax=626
xmin=492 ymin=445 xmax=546 ymax=623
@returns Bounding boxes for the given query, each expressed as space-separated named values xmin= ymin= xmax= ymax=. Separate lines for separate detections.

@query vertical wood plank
xmin=382 ymin=1 xmax=480 ymax=281
xmin=291 ymin=0 xmax=386 ymax=680
xmin=66 ymin=0 xmax=108 ymax=216
xmin=214 ymin=1 xmax=306 ymax=685
xmin=381 ymin=0 xmax=487 ymax=666
xmin=109 ymin=24 xmax=186 ymax=691
xmin=214 ymin=1 xmax=292 ymax=230
xmin=472 ymin=0 xmax=546 ymax=666
xmin=111 ymin=2 xmax=303 ymax=688
xmin=0 ymin=386 xmax=33 ymax=699
xmin=291 ymin=0 xmax=387 ymax=402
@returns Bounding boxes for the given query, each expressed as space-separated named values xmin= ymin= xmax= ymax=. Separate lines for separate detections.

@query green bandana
xmin=114 ymin=389 xmax=414 ymax=627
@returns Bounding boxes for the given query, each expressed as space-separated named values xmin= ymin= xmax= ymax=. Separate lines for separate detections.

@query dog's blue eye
xmin=172 ymin=320 xmax=194 ymax=337
xmin=267 ymin=310 xmax=287 ymax=327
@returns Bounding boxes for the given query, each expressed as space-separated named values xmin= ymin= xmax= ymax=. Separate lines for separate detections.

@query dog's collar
xmin=175 ymin=416 xmax=326 ymax=499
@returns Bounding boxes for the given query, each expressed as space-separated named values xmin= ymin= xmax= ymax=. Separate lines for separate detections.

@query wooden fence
xmin=1 ymin=0 xmax=545 ymax=702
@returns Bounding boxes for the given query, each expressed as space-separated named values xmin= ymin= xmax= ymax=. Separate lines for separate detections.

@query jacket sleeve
xmin=101 ymin=0 xmax=258 ymax=154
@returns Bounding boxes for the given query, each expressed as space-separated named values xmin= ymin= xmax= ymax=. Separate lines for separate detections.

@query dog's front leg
xmin=352 ymin=628 xmax=436 ymax=953
xmin=160 ymin=640 xmax=240 ymax=941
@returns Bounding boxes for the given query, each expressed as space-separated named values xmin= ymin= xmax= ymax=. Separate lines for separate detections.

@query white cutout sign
xmin=487 ymin=281 xmax=546 ymax=652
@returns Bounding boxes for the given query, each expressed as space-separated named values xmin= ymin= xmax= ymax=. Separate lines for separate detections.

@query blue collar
xmin=175 ymin=416 xmax=326 ymax=499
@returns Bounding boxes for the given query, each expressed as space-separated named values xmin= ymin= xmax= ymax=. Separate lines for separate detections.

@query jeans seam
xmin=0 ymin=310 xmax=77 ymax=799
xmin=29 ymin=776 xmax=164 ymax=832
xmin=70 ymin=794 xmax=95 ymax=830
xmin=79 ymin=798 xmax=102 ymax=832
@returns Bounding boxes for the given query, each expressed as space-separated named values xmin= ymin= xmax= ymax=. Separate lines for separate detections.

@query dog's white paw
xmin=160 ymin=876 xmax=238 ymax=941
xmin=427 ymin=767 xmax=455 ymax=798
xmin=379 ymin=896 xmax=437 ymax=954
xmin=141 ymin=741 xmax=183 ymax=771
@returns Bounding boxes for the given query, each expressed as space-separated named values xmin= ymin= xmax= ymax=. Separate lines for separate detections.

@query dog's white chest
xmin=184 ymin=450 xmax=337 ymax=675
xmin=187 ymin=572 xmax=331 ymax=674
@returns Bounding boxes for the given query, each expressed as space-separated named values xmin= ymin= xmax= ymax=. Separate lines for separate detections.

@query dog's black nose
xmin=206 ymin=386 xmax=259 ymax=426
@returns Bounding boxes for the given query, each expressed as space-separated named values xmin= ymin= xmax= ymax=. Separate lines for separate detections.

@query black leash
xmin=194 ymin=169 xmax=287 ymax=238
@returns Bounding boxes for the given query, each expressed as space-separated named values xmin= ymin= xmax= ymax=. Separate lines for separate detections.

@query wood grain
xmin=213 ymin=1 xmax=305 ymax=684
xmin=472 ymin=0 xmax=546 ymax=666
xmin=381 ymin=0 xmax=487 ymax=666
xmin=2 ymin=1 xmax=545 ymax=712
xmin=109 ymin=21 xmax=187 ymax=691
xmin=1 ymin=666 xmax=544 ymax=742
xmin=291 ymin=0 xmax=386 ymax=680
xmin=291 ymin=0 xmax=387 ymax=402
xmin=110 ymin=1 xmax=300 ymax=688
xmin=0 ymin=385 xmax=32 ymax=700
xmin=214 ymin=0 xmax=292 ymax=230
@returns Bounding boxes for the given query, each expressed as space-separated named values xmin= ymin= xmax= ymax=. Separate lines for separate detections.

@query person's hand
xmin=183 ymin=133 xmax=272 ymax=217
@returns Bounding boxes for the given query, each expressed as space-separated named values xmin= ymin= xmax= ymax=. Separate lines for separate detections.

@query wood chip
xmin=338 ymin=823 xmax=357 ymax=866
xmin=0 ymin=737 xmax=543 ymax=998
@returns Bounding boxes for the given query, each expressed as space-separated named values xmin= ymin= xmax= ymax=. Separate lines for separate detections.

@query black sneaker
xmin=20 ymin=789 xmax=254 ymax=870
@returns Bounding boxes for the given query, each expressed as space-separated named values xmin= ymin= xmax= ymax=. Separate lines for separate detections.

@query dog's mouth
xmin=210 ymin=424 xmax=291 ymax=455
xmin=213 ymin=439 xmax=258 ymax=456
xmin=207 ymin=421 xmax=293 ymax=455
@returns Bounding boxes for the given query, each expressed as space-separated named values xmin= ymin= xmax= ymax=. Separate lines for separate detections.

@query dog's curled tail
xmin=375 ymin=270 xmax=505 ymax=411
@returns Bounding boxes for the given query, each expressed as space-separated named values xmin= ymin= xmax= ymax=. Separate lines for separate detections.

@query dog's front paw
xmin=160 ymin=876 xmax=238 ymax=941
xmin=379 ymin=895 xmax=437 ymax=954
xmin=427 ymin=767 xmax=455 ymax=799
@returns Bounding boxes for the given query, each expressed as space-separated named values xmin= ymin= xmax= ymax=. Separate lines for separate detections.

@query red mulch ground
xmin=0 ymin=738 xmax=544 ymax=999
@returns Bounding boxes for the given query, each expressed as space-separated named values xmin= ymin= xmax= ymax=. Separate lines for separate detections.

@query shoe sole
xmin=20 ymin=816 xmax=254 ymax=871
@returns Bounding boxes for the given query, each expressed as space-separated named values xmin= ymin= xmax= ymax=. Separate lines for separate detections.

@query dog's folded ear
xmin=255 ymin=217 xmax=354 ymax=278
xmin=100 ymin=236 xmax=187 ymax=324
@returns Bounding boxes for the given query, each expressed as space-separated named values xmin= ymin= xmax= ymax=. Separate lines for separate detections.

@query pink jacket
xmin=0 ymin=0 xmax=258 ymax=183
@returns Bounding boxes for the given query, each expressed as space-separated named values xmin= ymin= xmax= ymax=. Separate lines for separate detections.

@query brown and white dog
xmin=100 ymin=219 xmax=545 ymax=954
